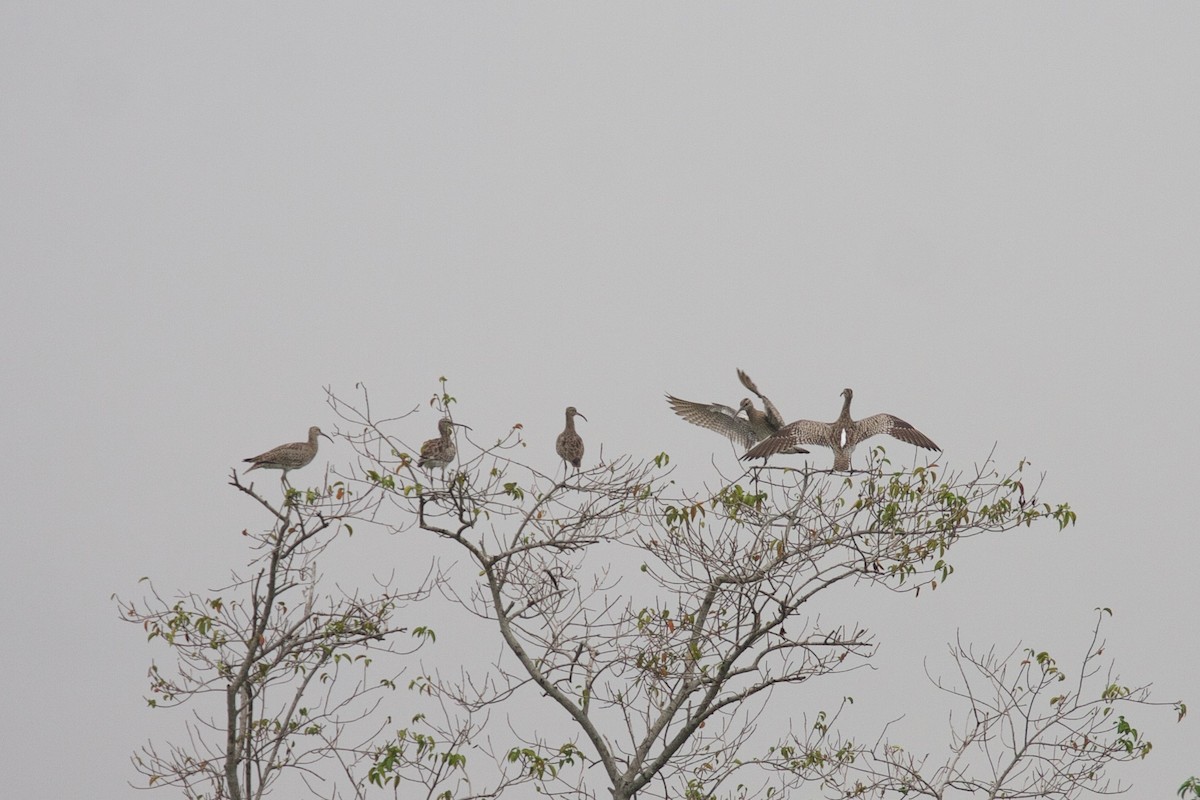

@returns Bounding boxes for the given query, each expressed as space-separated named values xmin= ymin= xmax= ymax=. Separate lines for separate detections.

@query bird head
xmin=310 ymin=426 xmax=333 ymax=442
xmin=841 ymin=388 xmax=854 ymax=401
xmin=566 ymin=406 xmax=587 ymax=422
xmin=738 ymin=398 xmax=755 ymax=417
xmin=438 ymin=418 xmax=471 ymax=435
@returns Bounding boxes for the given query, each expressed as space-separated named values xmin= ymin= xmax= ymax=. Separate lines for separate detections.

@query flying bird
xmin=243 ymin=426 xmax=331 ymax=483
xmin=556 ymin=406 xmax=587 ymax=471
xmin=741 ymin=388 xmax=939 ymax=471
xmin=666 ymin=369 xmax=808 ymax=454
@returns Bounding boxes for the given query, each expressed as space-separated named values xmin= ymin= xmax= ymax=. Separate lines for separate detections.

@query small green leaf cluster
xmin=144 ymin=599 xmax=226 ymax=651
xmin=506 ymin=742 xmax=584 ymax=780
xmin=430 ymin=376 xmax=457 ymax=413
xmin=711 ymin=483 xmax=767 ymax=521
xmin=366 ymin=469 xmax=396 ymax=490
xmin=1113 ymin=714 xmax=1153 ymax=758
xmin=664 ymin=501 xmax=706 ymax=530
xmin=368 ymin=725 xmax=468 ymax=790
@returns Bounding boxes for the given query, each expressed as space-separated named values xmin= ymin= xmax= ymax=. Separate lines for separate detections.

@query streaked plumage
xmin=556 ymin=406 xmax=587 ymax=470
xmin=243 ymin=426 xmax=331 ymax=480
xmin=666 ymin=369 xmax=808 ymax=454
xmin=736 ymin=368 xmax=787 ymax=430
xmin=741 ymin=388 xmax=940 ymax=471
xmin=419 ymin=418 xmax=469 ymax=472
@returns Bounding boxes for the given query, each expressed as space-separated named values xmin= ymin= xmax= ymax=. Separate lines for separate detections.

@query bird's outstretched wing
xmin=666 ymin=394 xmax=757 ymax=450
xmin=855 ymin=414 xmax=940 ymax=451
xmin=740 ymin=420 xmax=824 ymax=461
xmin=737 ymin=368 xmax=786 ymax=430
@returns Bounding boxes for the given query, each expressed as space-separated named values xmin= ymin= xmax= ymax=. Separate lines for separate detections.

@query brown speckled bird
xmin=556 ymin=406 xmax=587 ymax=471
xmin=419 ymin=418 xmax=470 ymax=474
xmin=243 ymin=426 xmax=331 ymax=483
xmin=666 ymin=369 xmax=808 ymax=454
xmin=741 ymin=388 xmax=939 ymax=471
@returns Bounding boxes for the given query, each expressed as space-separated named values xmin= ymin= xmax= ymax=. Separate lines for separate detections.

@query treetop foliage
xmin=118 ymin=380 xmax=1183 ymax=800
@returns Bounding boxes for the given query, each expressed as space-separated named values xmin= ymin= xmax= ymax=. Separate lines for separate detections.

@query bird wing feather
xmin=666 ymin=394 xmax=757 ymax=450
xmin=777 ymin=420 xmax=830 ymax=447
xmin=736 ymin=369 xmax=761 ymax=396
xmin=556 ymin=430 xmax=585 ymax=466
xmin=759 ymin=395 xmax=786 ymax=431
xmin=243 ymin=440 xmax=317 ymax=471
xmin=245 ymin=441 xmax=298 ymax=463
xmin=737 ymin=369 xmax=786 ymax=430
xmin=856 ymin=414 xmax=940 ymax=451
xmin=740 ymin=420 xmax=824 ymax=460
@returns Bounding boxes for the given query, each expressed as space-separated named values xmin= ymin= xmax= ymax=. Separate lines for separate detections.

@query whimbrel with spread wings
xmin=741 ymin=388 xmax=939 ymax=471
xmin=666 ymin=369 xmax=808 ymax=454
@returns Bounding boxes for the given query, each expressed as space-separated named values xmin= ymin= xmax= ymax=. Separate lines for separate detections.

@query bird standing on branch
xmin=243 ymin=426 xmax=332 ymax=486
xmin=556 ymin=406 xmax=587 ymax=473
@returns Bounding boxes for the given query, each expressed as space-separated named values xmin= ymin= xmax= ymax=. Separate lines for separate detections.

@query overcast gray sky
xmin=2 ymin=4 xmax=1198 ymax=797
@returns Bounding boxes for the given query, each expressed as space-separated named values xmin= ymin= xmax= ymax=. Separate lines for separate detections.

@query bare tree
xmin=123 ymin=382 xmax=1184 ymax=799
xmin=322 ymin=383 xmax=1183 ymax=800
xmin=781 ymin=609 xmax=1186 ymax=799
xmin=117 ymin=470 xmax=437 ymax=799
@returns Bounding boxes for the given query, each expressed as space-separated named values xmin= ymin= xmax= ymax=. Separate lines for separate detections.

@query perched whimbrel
xmin=556 ymin=406 xmax=587 ymax=472
xmin=741 ymin=388 xmax=939 ymax=471
xmin=418 ymin=418 xmax=470 ymax=474
xmin=666 ymin=369 xmax=808 ymax=454
xmin=243 ymin=426 xmax=332 ymax=483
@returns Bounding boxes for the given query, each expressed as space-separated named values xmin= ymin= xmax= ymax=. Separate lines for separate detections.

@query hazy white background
xmin=2 ymin=4 xmax=1197 ymax=797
